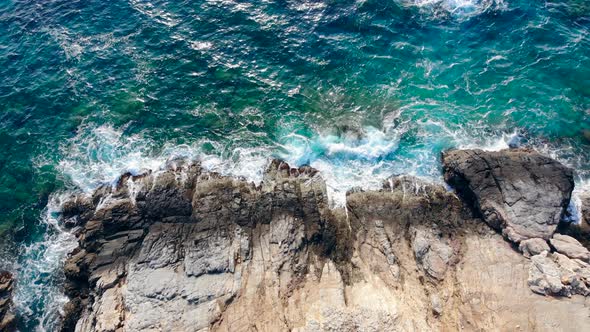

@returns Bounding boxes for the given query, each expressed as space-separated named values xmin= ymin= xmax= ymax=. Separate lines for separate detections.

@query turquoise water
xmin=0 ymin=0 xmax=588 ymax=329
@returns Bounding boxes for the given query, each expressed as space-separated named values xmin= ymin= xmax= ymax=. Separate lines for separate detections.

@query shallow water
xmin=0 ymin=0 xmax=588 ymax=330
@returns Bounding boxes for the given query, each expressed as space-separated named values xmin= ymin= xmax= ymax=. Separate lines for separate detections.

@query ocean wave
xmin=55 ymin=121 xmax=563 ymax=209
xmin=53 ymin=117 xmax=589 ymax=212
xmin=12 ymin=194 xmax=78 ymax=332
xmin=277 ymin=125 xmax=404 ymax=204
xmin=57 ymin=124 xmax=199 ymax=192
xmin=56 ymin=123 xmax=274 ymax=193
xmin=15 ymin=119 xmax=589 ymax=330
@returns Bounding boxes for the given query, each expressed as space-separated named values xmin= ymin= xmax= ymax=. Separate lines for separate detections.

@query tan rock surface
xmin=59 ymin=157 xmax=590 ymax=332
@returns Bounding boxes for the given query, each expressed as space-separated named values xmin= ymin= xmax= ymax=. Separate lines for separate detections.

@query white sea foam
xmin=200 ymin=147 xmax=269 ymax=184
xmin=569 ymin=179 xmax=590 ymax=224
xmin=55 ymin=123 xmax=276 ymax=196
xmin=278 ymin=124 xmax=412 ymax=206
xmin=535 ymin=141 xmax=590 ymax=224
xmin=13 ymin=194 xmax=78 ymax=332
xmin=456 ymin=130 xmax=519 ymax=151
xmin=190 ymin=41 xmax=214 ymax=51
xmin=58 ymin=124 xmax=198 ymax=192
xmin=17 ymin=119 xmax=589 ymax=331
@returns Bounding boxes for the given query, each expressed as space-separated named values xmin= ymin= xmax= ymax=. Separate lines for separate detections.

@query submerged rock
xmin=58 ymin=154 xmax=590 ymax=332
xmin=442 ymin=148 xmax=574 ymax=243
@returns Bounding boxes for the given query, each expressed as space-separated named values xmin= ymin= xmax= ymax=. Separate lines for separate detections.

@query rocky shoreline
xmin=0 ymin=271 xmax=15 ymax=331
xmin=27 ymin=148 xmax=590 ymax=330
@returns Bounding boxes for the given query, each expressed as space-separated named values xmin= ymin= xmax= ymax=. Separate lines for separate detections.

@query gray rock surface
xmin=0 ymin=271 xmax=15 ymax=332
xmin=528 ymin=251 xmax=569 ymax=296
xmin=411 ymin=226 xmax=457 ymax=280
xmin=59 ymin=156 xmax=590 ymax=332
xmin=528 ymin=251 xmax=590 ymax=296
xmin=550 ymin=234 xmax=590 ymax=262
xmin=519 ymin=238 xmax=550 ymax=258
xmin=442 ymin=148 xmax=574 ymax=243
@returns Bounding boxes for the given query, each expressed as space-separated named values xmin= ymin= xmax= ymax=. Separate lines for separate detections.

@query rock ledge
xmin=58 ymin=151 xmax=589 ymax=331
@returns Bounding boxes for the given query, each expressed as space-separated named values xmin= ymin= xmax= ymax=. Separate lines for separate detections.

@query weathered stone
xmin=579 ymin=193 xmax=590 ymax=233
xmin=519 ymin=238 xmax=550 ymax=258
xmin=411 ymin=226 xmax=455 ymax=281
xmin=58 ymin=157 xmax=590 ymax=332
xmin=0 ymin=271 xmax=15 ymax=332
xmin=143 ymin=170 xmax=194 ymax=219
xmin=528 ymin=251 xmax=568 ymax=296
xmin=431 ymin=294 xmax=443 ymax=316
xmin=528 ymin=250 xmax=590 ymax=297
xmin=61 ymin=195 xmax=95 ymax=226
xmin=550 ymin=234 xmax=590 ymax=262
xmin=553 ymin=253 xmax=590 ymax=296
xmin=443 ymin=148 xmax=574 ymax=243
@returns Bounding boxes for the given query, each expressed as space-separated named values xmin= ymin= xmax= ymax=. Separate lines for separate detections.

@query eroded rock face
xmin=59 ymin=157 xmax=590 ymax=332
xmin=61 ymin=160 xmax=337 ymax=332
xmin=0 ymin=271 xmax=15 ymax=332
xmin=411 ymin=226 xmax=457 ymax=281
xmin=442 ymin=148 xmax=574 ymax=243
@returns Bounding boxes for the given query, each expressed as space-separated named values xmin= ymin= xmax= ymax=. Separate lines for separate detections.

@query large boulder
xmin=442 ymin=149 xmax=574 ymax=243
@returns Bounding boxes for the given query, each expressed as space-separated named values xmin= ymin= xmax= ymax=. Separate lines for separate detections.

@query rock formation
xmin=519 ymin=238 xmax=550 ymax=258
xmin=442 ymin=148 xmax=574 ymax=243
xmin=58 ymin=151 xmax=590 ymax=332
xmin=580 ymin=193 xmax=590 ymax=233
xmin=550 ymin=234 xmax=590 ymax=262
xmin=0 ymin=270 xmax=15 ymax=332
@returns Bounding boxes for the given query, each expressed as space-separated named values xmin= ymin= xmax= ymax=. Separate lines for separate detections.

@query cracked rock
xmin=443 ymin=148 xmax=574 ymax=243
xmin=550 ymin=234 xmax=590 ymax=262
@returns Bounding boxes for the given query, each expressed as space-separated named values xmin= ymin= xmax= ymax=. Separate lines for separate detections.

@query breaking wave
xmin=14 ymin=116 xmax=589 ymax=330
xmin=12 ymin=195 xmax=78 ymax=331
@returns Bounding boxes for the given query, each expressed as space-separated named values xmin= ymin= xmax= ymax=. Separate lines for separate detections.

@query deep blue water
xmin=0 ymin=0 xmax=588 ymax=330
